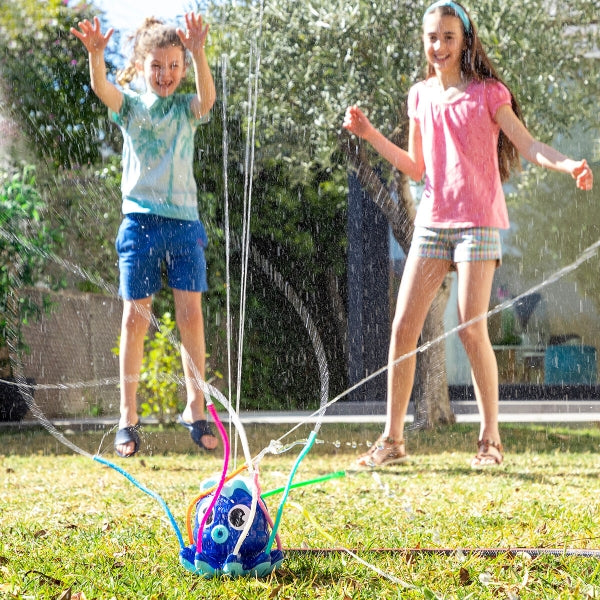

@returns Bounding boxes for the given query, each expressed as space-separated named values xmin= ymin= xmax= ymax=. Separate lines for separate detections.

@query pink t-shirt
xmin=407 ymin=78 xmax=512 ymax=229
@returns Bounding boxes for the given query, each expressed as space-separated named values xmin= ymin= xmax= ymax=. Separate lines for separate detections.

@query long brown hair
xmin=116 ymin=17 xmax=187 ymax=87
xmin=424 ymin=2 xmax=523 ymax=181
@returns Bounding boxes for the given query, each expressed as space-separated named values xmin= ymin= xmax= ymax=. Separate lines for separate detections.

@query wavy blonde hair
xmin=116 ymin=17 xmax=187 ymax=87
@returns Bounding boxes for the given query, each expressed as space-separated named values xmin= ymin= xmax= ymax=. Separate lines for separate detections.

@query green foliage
xmin=0 ymin=0 xmax=118 ymax=168
xmin=241 ymin=163 xmax=348 ymax=408
xmin=113 ymin=312 xmax=222 ymax=424
xmin=193 ymin=91 xmax=348 ymax=410
xmin=208 ymin=0 xmax=421 ymax=181
xmin=138 ymin=312 xmax=183 ymax=424
xmin=470 ymin=0 xmax=599 ymax=140
xmin=41 ymin=159 xmax=123 ymax=294
xmin=208 ymin=0 xmax=599 ymax=177
xmin=0 ymin=165 xmax=59 ymax=375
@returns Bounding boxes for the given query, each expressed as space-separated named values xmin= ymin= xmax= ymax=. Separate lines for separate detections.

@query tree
xmin=0 ymin=1 xmax=128 ymax=295
xmin=0 ymin=0 xmax=117 ymax=169
xmin=0 ymin=0 xmax=342 ymax=410
xmin=2 ymin=0 xmax=596 ymax=417
xmin=194 ymin=94 xmax=349 ymax=408
xmin=205 ymin=0 xmax=448 ymax=423
xmin=0 ymin=165 xmax=59 ymax=379
xmin=205 ymin=0 xmax=599 ymax=424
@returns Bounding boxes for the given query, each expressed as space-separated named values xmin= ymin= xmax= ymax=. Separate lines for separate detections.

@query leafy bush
xmin=0 ymin=0 xmax=118 ymax=168
xmin=138 ymin=312 xmax=182 ymax=423
xmin=113 ymin=312 xmax=222 ymax=424
xmin=0 ymin=165 xmax=57 ymax=377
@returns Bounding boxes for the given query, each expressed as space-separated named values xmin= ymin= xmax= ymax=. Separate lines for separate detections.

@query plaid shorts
xmin=411 ymin=226 xmax=502 ymax=264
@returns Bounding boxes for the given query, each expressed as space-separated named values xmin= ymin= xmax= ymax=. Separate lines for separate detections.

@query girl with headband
xmin=343 ymin=0 xmax=593 ymax=468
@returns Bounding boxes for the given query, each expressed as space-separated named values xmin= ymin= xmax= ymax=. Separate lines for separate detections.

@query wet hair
xmin=116 ymin=17 xmax=187 ymax=87
xmin=423 ymin=2 xmax=523 ymax=181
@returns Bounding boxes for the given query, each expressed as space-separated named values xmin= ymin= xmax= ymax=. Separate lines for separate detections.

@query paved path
xmin=235 ymin=399 xmax=600 ymax=424
xmin=4 ymin=399 xmax=600 ymax=429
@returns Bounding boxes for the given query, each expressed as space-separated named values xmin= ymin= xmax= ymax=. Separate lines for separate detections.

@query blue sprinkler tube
xmin=93 ymin=455 xmax=185 ymax=550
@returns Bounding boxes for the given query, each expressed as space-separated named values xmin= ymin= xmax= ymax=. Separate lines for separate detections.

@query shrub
xmin=0 ymin=165 xmax=57 ymax=377
xmin=138 ymin=312 xmax=182 ymax=423
xmin=113 ymin=312 xmax=222 ymax=424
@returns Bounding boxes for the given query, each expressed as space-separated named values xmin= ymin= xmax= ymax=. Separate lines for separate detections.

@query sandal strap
xmin=471 ymin=438 xmax=504 ymax=468
xmin=358 ymin=434 xmax=407 ymax=467
xmin=376 ymin=435 xmax=404 ymax=446
xmin=478 ymin=438 xmax=503 ymax=452
xmin=177 ymin=416 xmax=217 ymax=451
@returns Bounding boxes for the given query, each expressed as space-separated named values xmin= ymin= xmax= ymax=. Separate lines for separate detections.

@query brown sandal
xmin=471 ymin=439 xmax=504 ymax=468
xmin=356 ymin=435 xmax=407 ymax=468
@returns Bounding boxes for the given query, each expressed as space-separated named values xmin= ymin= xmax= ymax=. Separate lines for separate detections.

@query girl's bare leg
xmin=116 ymin=297 xmax=152 ymax=457
xmin=384 ymin=254 xmax=451 ymax=440
xmin=173 ymin=289 xmax=217 ymax=450
xmin=455 ymin=260 xmax=502 ymax=463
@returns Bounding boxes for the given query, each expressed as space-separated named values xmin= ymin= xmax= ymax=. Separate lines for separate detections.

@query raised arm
xmin=495 ymin=104 xmax=593 ymax=191
xmin=343 ymin=106 xmax=425 ymax=182
xmin=70 ymin=16 xmax=122 ymax=114
xmin=177 ymin=12 xmax=216 ymax=119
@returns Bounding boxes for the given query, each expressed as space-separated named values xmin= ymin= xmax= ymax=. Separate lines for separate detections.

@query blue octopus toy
xmin=180 ymin=476 xmax=285 ymax=578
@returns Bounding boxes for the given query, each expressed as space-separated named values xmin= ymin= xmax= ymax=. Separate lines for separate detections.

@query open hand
xmin=176 ymin=12 xmax=210 ymax=55
xmin=343 ymin=105 xmax=373 ymax=139
xmin=70 ymin=16 xmax=113 ymax=54
xmin=572 ymin=159 xmax=593 ymax=191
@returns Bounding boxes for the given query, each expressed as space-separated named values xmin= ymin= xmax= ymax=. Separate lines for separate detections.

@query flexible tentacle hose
xmin=195 ymin=403 xmax=230 ymax=553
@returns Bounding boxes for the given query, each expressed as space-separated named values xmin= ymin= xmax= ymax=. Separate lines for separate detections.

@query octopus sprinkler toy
xmin=180 ymin=475 xmax=285 ymax=578
xmin=94 ymin=393 xmax=329 ymax=579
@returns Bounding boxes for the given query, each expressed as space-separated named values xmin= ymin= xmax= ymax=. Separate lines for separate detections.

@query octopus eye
xmin=198 ymin=503 xmax=214 ymax=526
xmin=228 ymin=504 xmax=251 ymax=530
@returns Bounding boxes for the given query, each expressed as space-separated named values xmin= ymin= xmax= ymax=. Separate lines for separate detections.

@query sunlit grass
xmin=1 ymin=422 xmax=600 ymax=598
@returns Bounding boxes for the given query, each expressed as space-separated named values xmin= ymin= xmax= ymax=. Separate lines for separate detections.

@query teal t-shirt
xmin=110 ymin=91 xmax=209 ymax=221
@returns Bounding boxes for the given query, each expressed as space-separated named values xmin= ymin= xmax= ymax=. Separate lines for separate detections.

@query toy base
xmin=180 ymin=545 xmax=284 ymax=578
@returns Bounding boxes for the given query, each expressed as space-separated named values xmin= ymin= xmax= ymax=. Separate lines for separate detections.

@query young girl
xmin=343 ymin=0 xmax=593 ymax=468
xmin=72 ymin=13 xmax=218 ymax=457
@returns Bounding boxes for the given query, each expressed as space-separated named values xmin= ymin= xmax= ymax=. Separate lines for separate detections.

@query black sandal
xmin=177 ymin=416 xmax=217 ymax=451
xmin=114 ymin=424 xmax=141 ymax=458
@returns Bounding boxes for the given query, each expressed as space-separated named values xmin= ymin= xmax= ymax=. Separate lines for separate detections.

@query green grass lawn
xmin=1 ymin=422 xmax=600 ymax=599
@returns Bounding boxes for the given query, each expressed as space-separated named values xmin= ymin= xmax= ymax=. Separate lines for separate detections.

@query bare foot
xmin=179 ymin=408 xmax=218 ymax=451
xmin=471 ymin=439 xmax=503 ymax=468
xmin=115 ymin=420 xmax=140 ymax=458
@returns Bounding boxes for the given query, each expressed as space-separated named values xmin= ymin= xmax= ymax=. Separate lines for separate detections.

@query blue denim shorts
xmin=411 ymin=226 xmax=502 ymax=265
xmin=115 ymin=214 xmax=208 ymax=300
